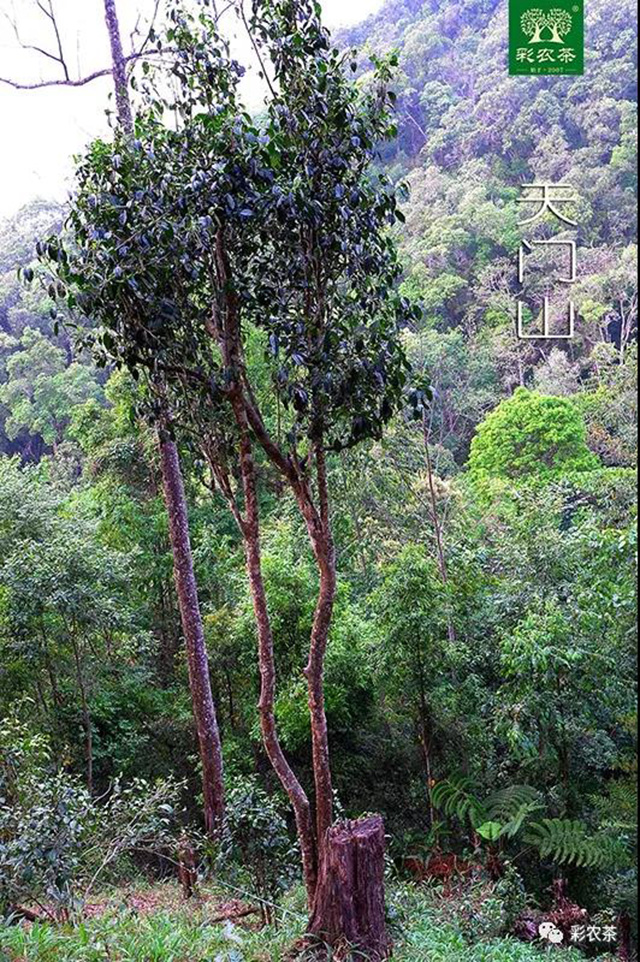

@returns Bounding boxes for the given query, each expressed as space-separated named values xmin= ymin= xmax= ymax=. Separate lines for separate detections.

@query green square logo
xmin=510 ymin=0 xmax=585 ymax=76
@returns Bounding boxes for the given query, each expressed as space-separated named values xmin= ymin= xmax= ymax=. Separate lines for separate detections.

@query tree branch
xmin=0 ymin=49 xmax=171 ymax=90
xmin=1 ymin=0 xmax=174 ymax=94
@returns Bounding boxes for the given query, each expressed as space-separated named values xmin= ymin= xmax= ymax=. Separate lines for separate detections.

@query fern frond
xmin=432 ymin=776 xmax=487 ymax=829
xmin=486 ymin=785 xmax=544 ymax=839
xmin=526 ymin=819 xmax=628 ymax=869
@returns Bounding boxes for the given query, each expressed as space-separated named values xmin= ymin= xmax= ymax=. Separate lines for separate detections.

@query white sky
xmin=0 ymin=0 xmax=383 ymax=218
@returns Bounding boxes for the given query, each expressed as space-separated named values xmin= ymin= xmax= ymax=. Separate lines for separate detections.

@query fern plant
xmin=431 ymin=776 xmax=629 ymax=872
xmin=431 ymin=778 xmax=544 ymax=843
xmin=486 ymin=786 xmax=544 ymax=840
xmin=525 ymin=819 xmax=630 ymax=869
xmin=431 ymin=776 xmax=488 ymax=830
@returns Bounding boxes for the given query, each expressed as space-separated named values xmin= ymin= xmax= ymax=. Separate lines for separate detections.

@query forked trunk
xmin=307 ymin=817 xmax=391 ymax=961
xmin=159 ymin=435 xmax=225 ymax=838
xmin=233 ymin=413 xmax=318 ymax=904
xmin=210 ymin=234 xmax=388 ymax=935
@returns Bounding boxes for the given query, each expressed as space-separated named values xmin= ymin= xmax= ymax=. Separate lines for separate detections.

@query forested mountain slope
xmin=0 ymin=0 xmax=637 ymax=956
xmin=340 ymin=0 xmax=637 ymax=459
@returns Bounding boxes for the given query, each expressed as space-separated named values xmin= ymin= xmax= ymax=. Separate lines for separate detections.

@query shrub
xmin=469 ymin=388 xmax=598 ymax=483
xmin=0 ymin=716 xmax=182 ymax=920
xmin=219 ymin=776 xmax=299 ymax=924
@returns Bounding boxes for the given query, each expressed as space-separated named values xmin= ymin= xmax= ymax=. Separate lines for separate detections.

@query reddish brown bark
xmin=233 ymin=411 xmax=319 ymax=904
xmin=239 ymin=384 xmax=338 ymax=853
xmin=204 ymin=233 xmax=317 ymax=899
xmin=206 ymin=232 xmax=390 ymax=936
xmin=300 ymin=447 xmax=336 ymax=849
xmin=307 ymin=817 xmax=391 ymax=961
xmin=104 ymin=2 xmax=226 ymax=841
xmin=159 ymin=435 xmax=225 ymax=839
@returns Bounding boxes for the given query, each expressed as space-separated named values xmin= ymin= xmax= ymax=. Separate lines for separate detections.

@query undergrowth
xmin=0 ymin=883 xmax=617 ymax=962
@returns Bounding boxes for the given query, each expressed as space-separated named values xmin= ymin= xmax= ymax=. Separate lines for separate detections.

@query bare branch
xmin=131 ymin=0 xmax=162 ymax=58
xmin=3 ymin=0 xmax=71 ymax=80
xmin=0 ymin=66 xmax=111 ymax=89
xmin=0 ymin=49 xmax=171 ymax=90
xmin=40 ymin=0 xmax=70 ymax=80
xmin=129 ymin=10 xmax=143 ymax=53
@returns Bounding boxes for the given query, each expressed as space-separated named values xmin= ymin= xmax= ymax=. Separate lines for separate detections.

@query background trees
xmin=0 ymin=0 xmax=636 ymax=956
xmin=468 ymin=388 xmax=599 ymax=483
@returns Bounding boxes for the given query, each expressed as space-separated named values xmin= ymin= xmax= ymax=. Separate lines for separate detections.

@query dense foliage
xmin=0 ymin=0 xmax=636 ymax=956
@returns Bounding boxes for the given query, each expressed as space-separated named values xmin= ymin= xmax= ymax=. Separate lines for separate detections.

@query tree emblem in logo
xmin=521 ymin=7 xmax=573 ymax=44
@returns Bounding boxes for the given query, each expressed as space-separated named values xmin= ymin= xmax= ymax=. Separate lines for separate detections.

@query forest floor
xmin=0 ymin=881 xmax=619 ymax=962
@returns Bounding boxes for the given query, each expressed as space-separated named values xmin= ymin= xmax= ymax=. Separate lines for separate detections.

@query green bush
xmin=219 ymin=777 xmax=299 ymax=924
xmin=391 ymin=884 xmax=615 ymax=962
xmin=469 ymin=389 xmax=598 ymax=483
xmin=0 ymin=717 xmax=182 ymax=920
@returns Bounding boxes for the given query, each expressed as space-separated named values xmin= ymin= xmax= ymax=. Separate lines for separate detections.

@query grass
xmin=0 ymin=882 xmax=618 ymax=962
xmin=390 ymin=887 xmax=616 ymax=962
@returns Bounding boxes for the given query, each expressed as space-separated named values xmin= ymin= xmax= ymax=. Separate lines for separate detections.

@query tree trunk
xmin=308 ymin=817 xmax=391 ymax=961
xmin=99 ymin=2 xmax=225 ymax=839
xmin=102 ymin=0 xmax=134 ymax=134
xmin=208 ymin=247 xmax=319 ymax=901
xmin=422 ymin=411 xmax=456 ymax=644
xmin=531 ymin=23 xmax=544 ymax=43
xmin=299 ymin=446 xmax=336 ymax=850
xmin=159 ymin=434 xmax=225 ymax=839
xmin=233 ymin=414 xmax=318 ymax=904
xmin=306 ymin=540 xmax=336 ymax=849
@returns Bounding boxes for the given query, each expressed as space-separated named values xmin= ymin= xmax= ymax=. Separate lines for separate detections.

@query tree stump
xmin=307 ymin=816 xmax=391 ymax=961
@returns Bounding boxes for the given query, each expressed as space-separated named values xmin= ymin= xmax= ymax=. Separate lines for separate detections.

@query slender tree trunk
xmin=422 ymin=411 xmax=456 ymax=644
xmin=300 ymin=448 xmax=336 ymax=851
xmin=102 ymin=0 xmax=134 ymax=134
xmin=233 ymin=410 xmax=318 ymax=904
xmin=105 ymin=2 xmax=225 ymax=837
xmin=211 ymin=232 xmax=385 ymax=931
xmin=159 ymin=434 xmax=225 ymax=838
xmin=211 ymin=234 xmax=318 ymax=900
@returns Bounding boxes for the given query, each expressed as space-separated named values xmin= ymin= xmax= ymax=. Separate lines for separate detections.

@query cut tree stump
xmin=307 ymin=816 xmax=391 ymax=961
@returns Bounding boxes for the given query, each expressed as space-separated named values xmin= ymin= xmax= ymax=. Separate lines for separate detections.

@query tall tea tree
xmin=44 ymin=4 xmax=414 ymax=951
xmin=243 ymin=2 xmax=417 ymax=861
xmin=223 ymin=10 xmax=417 ymax=948
xmin=28 ymin=0 xmax=226 ymax=838
xmin=44 ymin=6 xmax=322 ymax=901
